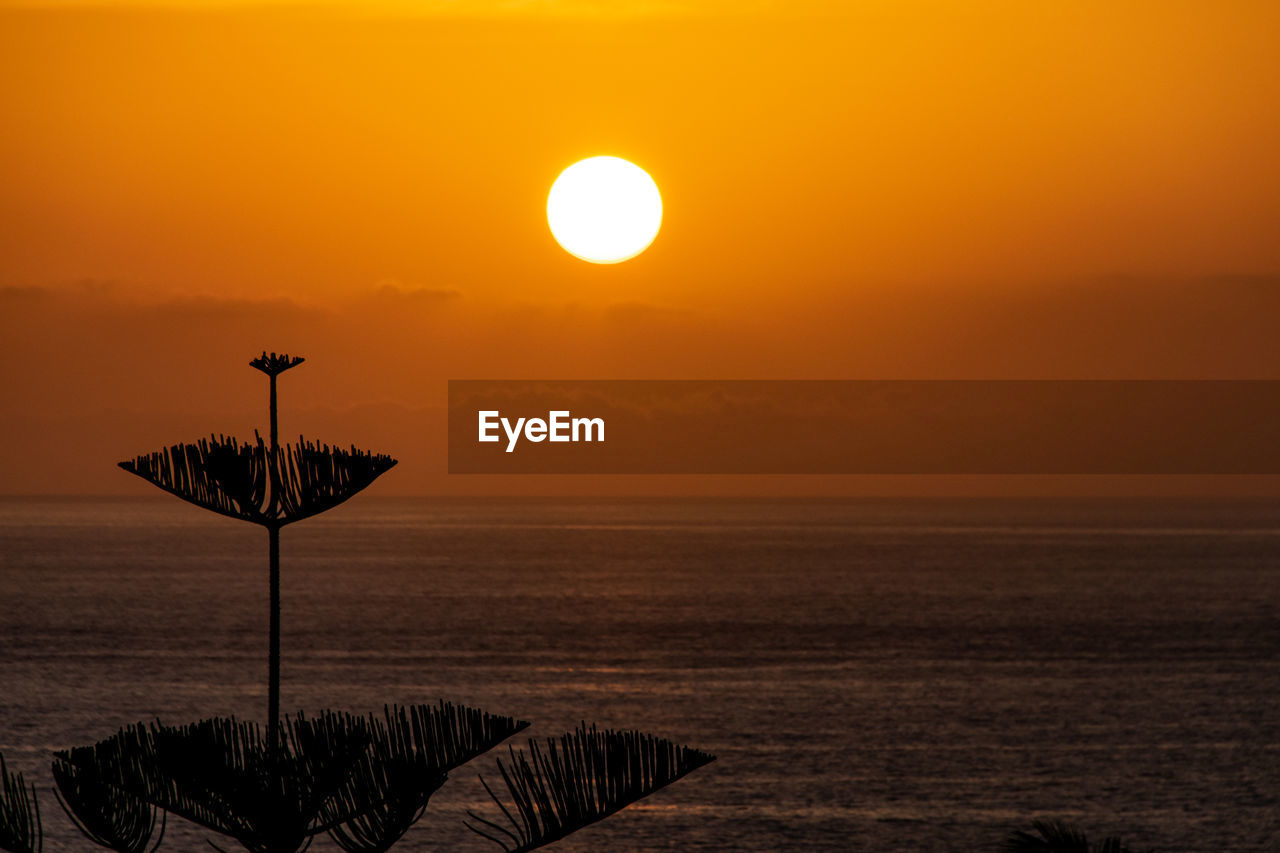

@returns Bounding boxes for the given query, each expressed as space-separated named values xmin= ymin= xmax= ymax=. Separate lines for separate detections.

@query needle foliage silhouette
xmin=0 ymin=756 xmax=41 ymax=853
xmin=119 ymin=353 xmax=396 ymax=752
xmin=8 ymin=352 xmax=716 ymax=853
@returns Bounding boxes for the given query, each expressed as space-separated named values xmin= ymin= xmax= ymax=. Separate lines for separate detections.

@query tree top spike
xmin=250 ymin=352 xmax=305 ymax=376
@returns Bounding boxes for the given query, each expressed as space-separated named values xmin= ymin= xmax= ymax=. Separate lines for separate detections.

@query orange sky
xmin=2 ymin=1 xmax=1279 ymax=496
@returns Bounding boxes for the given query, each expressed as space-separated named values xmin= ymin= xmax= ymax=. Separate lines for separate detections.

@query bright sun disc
xmin=547 ymin=156 xmax=662 ymax=264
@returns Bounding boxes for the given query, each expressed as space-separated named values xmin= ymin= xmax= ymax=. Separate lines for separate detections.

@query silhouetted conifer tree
xmin=0 ymin=353 xmax=713 ymax=853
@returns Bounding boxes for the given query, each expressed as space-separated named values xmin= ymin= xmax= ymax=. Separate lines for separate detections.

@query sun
xmin=547 ymin=156 xmax=663 ymax=264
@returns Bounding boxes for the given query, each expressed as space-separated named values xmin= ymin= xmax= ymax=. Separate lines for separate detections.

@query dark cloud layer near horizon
xmin=4 ymin=274 xmax=1279 ymax=495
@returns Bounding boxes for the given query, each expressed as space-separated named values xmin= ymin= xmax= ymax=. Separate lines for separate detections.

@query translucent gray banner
xmin=448 ymin=380 xmax=1280 ymax=474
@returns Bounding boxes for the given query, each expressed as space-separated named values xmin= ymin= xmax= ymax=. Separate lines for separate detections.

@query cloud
xmin=5 ymin=271 xmax=1280 ymax=496
xmin=371 ymin=280 xmax=463 ymax=305
xmin=150 ymin=293 xmax=322 ymax=320
xmin=0 ymin=285 xmax=53 ymax=303
xmin=603 ymin=299 xmax=696 ymax=325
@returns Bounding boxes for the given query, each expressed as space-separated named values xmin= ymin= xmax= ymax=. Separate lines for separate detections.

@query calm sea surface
xmin=1 ymin=497 xmax=1278 ymax=852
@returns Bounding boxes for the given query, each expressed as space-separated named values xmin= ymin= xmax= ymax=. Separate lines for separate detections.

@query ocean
xmin=1 ymin=496 xmax=1278 ymax=852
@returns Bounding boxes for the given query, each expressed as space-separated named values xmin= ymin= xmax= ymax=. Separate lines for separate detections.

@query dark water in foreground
xmin=1 ymin=497 xmax=1278 ymax=852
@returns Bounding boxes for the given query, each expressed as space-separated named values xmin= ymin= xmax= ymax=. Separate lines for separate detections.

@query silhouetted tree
xmin=118 ymin=352 xmax=396 ymax=753
xmin=36 ymin=352 xmax=715 ymax=853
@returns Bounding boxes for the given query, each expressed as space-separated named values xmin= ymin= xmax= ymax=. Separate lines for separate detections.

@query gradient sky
xmin=2 ymin=1 xmax=1278 ymax=495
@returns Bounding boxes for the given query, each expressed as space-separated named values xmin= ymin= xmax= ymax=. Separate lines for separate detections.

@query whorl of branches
xmin=57 ymin=715 xmax=370 ymax=853
xmin=119 ymin=436 xmax=267 ymax=523
xmin=55 ymin=704 xmax=528 ymax=853
xmin=51 ymin=760 xmax=163 ymax=853
xmin=152 ymin=713 xmax=372 ymax=852
xmin=465 ymin=725 xmax=715 ymax=853
xmin=119 ymin=435 xmax=396 ymax=526
xmin=375 ymin=702 xmax=531 ymax=778
xmin=320 ymin=702 xmax=528 ymax=853
xmin=321 ymin=747 xmax=440 ymax=853
xmin=249 ymin=352 xmax=305 ymax=376
xmin=273 ymin=440 xmax=398 ymax=522
xmin=0 ymin=754 xmax=41 ymax=853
